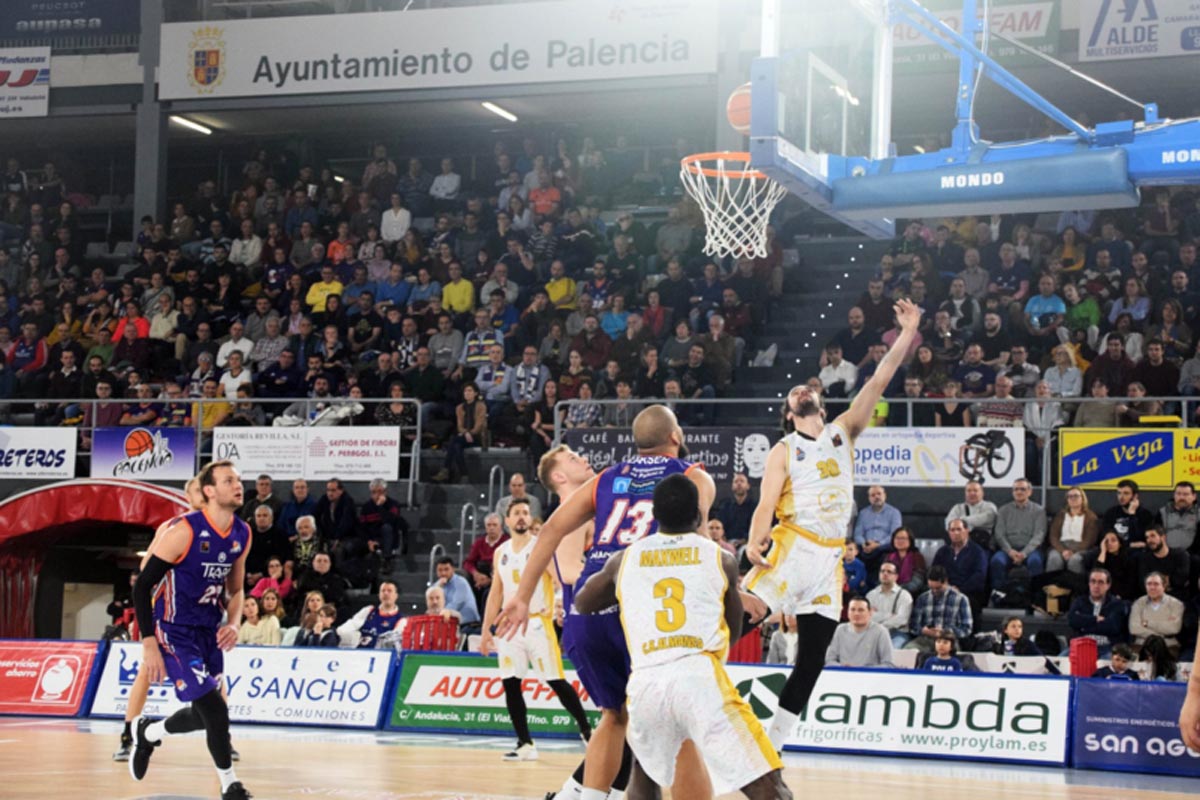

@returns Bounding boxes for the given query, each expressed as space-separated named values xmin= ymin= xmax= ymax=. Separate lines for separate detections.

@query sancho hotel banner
xmin=159 ymin=0 xmax=718 ymax=100
xmin=1058 ymin=428 xmax=1200 ymax=490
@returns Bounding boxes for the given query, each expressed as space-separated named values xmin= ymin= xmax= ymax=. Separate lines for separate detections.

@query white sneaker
xmin=503 ymin=742 xmax=538 ymax=761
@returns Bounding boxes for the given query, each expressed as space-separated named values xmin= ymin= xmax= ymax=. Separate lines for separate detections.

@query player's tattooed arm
xmin=573 ymin=550 xmax=624 ymax=614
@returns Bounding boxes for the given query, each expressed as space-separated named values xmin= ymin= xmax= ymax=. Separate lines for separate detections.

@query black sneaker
xmin=128 ymin=716 xmax=159 ymax=781
xmin=222 ymin=782 xmax=252 ymax=800
xmin=112 ymin=733 xmax=132 ymax=762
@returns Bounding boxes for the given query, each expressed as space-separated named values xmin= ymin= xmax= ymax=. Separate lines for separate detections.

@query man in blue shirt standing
xmin=433 ymin=556 xmax=480 ymax=631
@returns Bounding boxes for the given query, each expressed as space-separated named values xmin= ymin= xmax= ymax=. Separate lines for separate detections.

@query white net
xmin=679 ymin=154 xmax=788 ymax=259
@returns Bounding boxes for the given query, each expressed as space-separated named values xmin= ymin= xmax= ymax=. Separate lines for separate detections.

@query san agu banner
xmin=387 ymin=652 xmax=600 ymax=735
xmin=0 ymin=426 xmax=75 ymax=478
xmin=0 ymin=47 xmax=50 ymax=120
xmin=1073 ymin=679 xmax=1200 ymax=777
xmin=566 ymin=426 xmax=1022 ymax=490
xmin=730 ymin=664 xmax=1070 ymax=766
xmin=0 ymin=640 xmax=101 ymax=717
xmin=90 ymin=427 xmax=197 ymax=481
xmin=1079 ymin=0 xmax=1200 ymax=62
xmin=158 ymin=0 xmax=718 ymax=101
xmin=1058 ymin=428 xmax=1200 ymax=490
xmin=91 ymin=641 xmax=394 ymax=729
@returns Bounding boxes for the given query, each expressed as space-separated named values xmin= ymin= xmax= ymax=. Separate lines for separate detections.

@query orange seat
xmin=402 ymin=615 xmax=460 ymax=651
xmin=727 ymin=627 xmax=763 ymax=664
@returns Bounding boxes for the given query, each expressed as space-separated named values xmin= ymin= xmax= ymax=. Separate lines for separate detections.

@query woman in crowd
xmin=635 ymin=343 xmax=665 ymax=399
xmin=1140 ymin=635 xmax=1180 ymax=681
xmin=556 ymin=349 xmax=592 ymax=401
xmin=288 ymin=589 xmax=327 ymax=630
xmin=537 ymin=320 xmax=569 ymax=375
xmin=298 ymin=603 xmax=340 ymax=648
xmin=883 ymin=526 xmax=927 ymax=595
xmin=934 ymin=379 xmax=972 ymax=427
xmin=259 ymin=588 xmax=286 ymax=624
xmin=375 ymin=381 xmax=416 ymax=428
xmin=1046 ymin=486 xmax=1099 ymax=575
xmin=251 ymin=557 xmax=293 ymax=601
xmin=1083 ymin=531 xmax=1139 ymax=601
xmin=1050 ymin=226 xmax=1086 ymax=273
xmin=237 ymin=595 xmax=282 ymax=647
xmin=1146 ymin=298 xmax=1193 ymax=364
xmin=908 ymin=344 xmax=947 ymax=394
xmin=563 ymin=380 xmax=601 ymax=429
xmin=1059 ymin=282 xmax=1100 ymax=349
xmin=1117 ymin=381 xmax=1162 ymax=426
xmin=991 ymin=616 xmax=1042 ymax=656
xmin=434 ymin=383 xmax=487 ymax=483
xmin=530 ymin=379 xmax=561 ymax=464
xmin=1108 ymin=277 xmax=1152 ymax=331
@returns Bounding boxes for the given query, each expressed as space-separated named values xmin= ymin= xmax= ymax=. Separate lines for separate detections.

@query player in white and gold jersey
xmin=576 ymin=474 xmax=791 ymax=799
xmin=744 ymin=298 xmax=921 ymax=752
xmin=481 ymin=498 xmax=592 ymax=762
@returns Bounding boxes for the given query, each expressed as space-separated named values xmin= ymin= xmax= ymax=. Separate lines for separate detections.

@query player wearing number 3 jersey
xmin=497 ymin=405 xmax=717 ymax=800
xmin=743 ymin=298 xmax=922 ymax=753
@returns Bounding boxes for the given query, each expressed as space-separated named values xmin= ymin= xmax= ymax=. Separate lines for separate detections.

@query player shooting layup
xmin=744 ymin=298 xmax=920 ymax=751
xmin=575 ymin=474 xmax=792 ymax=800
xmin=129 ymin=461 xmax=252 ymax=800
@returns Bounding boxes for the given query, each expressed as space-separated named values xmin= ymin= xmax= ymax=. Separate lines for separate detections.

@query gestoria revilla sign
xmin=158 ymin=1 xmax=718 ymax=100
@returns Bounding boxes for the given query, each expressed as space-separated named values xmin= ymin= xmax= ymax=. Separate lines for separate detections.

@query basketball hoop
xmin=680 ymin=151 xmax=787 ymax=259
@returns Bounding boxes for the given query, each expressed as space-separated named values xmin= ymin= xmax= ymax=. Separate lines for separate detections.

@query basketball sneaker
xmin=221 ymin=781 xmax=252 ymax=799
xmin=128 ymin=716 xmax=160 ymax=781
xmin=112 ymin=733 xmax=132 ymax=762
xmin=502 ymin=742 xmax=538 ymax=761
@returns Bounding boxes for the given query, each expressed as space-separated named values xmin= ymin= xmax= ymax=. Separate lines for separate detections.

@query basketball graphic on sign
xmin=124 ymin=429 xmax=155 ymax=458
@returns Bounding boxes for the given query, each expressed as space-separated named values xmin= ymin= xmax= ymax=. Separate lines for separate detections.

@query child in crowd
xmin=299 ymin=603 xmax=340 ymax=647
xmin=1091 ymin=644 xmax=1139 ymax=680
xmin=923 ymin=630 xmax=964 ymax=672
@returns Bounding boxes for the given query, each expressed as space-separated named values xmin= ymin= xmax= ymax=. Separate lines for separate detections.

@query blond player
xmin=481 ymin=498 xmax=592 ymax=761
xmin=575 ymin=474 xmax=791 ymax=800
xmin=114 ymin=477 xmax=206 ymax=761
xmin=744 ymin=298 xmax=920 ymax=751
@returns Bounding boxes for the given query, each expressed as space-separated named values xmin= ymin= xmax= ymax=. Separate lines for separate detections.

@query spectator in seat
xmin=867 ymin=562 xmax=914 ymax=648
xmin=696 ymin=313 xmax=739 ymax=392
xmin=884 ymin=526 xmax=927 ymax=596
xmin=1084 ymin=336 xmax=1135 ymax=396
xmin=250 ymin=557 xmax=293 ymax=603
xmin=1091 ymin=644 xmax=1139 ymax=680
xmin=832 ymin=306 xmax=879 ymax=368
xmin=767 ymin=614 xmax=798 ymax=665
xmin=1141 ymin=635 xmax=1181 ymax=681
xmin=934 ymin=379 xmax=973 ymax=427
xmin=853 ymin=485 xmax=901 ymax=571
xmin=1136 ymin=528 xmax=1190 ymax=601
xmin=825 ymin=596 xmax=893 ymax=668
xmin=1147 ymin=298 xmax=1193 ymax=365
xmin=975 ymin=312 xmax=1011 ymax=371
xmin=1044 ymin=345 xmax=1083 ymax=398
xmin=992 ymin=616 xmax=1042 ymax=657
xmin=359 ymin=478 xmax=407 ymax=562
xmin=1024 ymin=380 xmax=1065 ymax=482
xmin=1101 ymin=479 xmax=1154 ymax=548
xmin=904 ymin=565 xmax=973 ymax=652
xmin=570 ymin=314 xmax=611 ymax=371
xmin=922 ymin=630 xmax=965 ymax=672
xmin=338 ymin=581 xmax=405 ymax=649
xmin=945 ymin=480 xmax=998 ymax=546
xmin=298 ymin=603 xmax=340 ymax=648
xmin=818 ymin=343 xmax=857 ymax=399
xmin=856 ymin=341 xmax=907 ymax=398
xmin=1023 ymin=276 xmax=1066 ymax=357
xmin=245 ymin=505 xmax=290 ymax=587
xmin=435 ymin=383 xmax=487 ymax=483
xmin=858 ymin=278 xmax=893 ymax=334
xmin=280 ymin=479 xmax=317 ymax=538
xmin=1117 ymin=381 xmax=1162 ymax=426
xmin=953 ymin=343 xmax=995 ymax=399
xmin=237 ymin=595 xmax=281 ymax=647
xmin=990 ymin=478 xmax=1046 ymax=590
xmin=973 ymin=375 xmax=1023 ymax=427
xmin=843 ymin=542 xmax=868 ymax=597
xmin=1073 ymin=378 xmax=1121 ymax=428
xmin=1130 ymin=572 xmax=1185 ymax=654
xmin=290 ymin=515 xmax=324 ymax=579
xmin=496 ymin=473 xmax=543 ymax=524
xmin=999 ymin=344 xmax=1041 ymax=398
xmin=464 ymin=512 xmax=509 ymax=611
xmin=1067 ymin=567 xmax=1128 ymax=656
xmin=716 ymin=473 xmax=755 ymax=544
xmin=315 ymin=478 xmax=358 ymax=558
xmin=294 ymin=553 xmax=345 ymax=612
xmin=1139 ymin=189 xmax=1181 ymax=263
xmin=1133 ymin=339 xmax=1180 ymax=402
xmin=1047 ymin=486 xmax=1099 ymax=575
xmin=958 ymin=247 xmax=990 ymax=302
xmin=933 ymin=518 xmax=988 ymax=619
xmin=1158 ymin=481 xmax=1200 ymax=552
xmin=433 ymin=556 xmax=481 ymax=628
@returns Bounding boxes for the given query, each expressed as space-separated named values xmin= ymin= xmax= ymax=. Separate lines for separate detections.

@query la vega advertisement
xmin=565 ymin=426 xmax=1023 ymax=489
xmin=90 ymin=427 xmax=197 ymax=481
xmin=388 ymin=653 xmax=600 ymax=735
xmin=91 ymin=642 xmax=393 ymax=729
xmin=158 ymin=0 xmax=717 ymax=100
xmin=1058 ymin=428 xmax=1200 ymax=490
xmin=730 ymin=664 xmax=1070 ymax=765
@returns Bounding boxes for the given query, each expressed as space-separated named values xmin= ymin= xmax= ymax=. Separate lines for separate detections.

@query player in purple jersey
xmin=500 ymin=406 xmax=738 ymax=800
xmin=129 ymin=460 xmax=253 ymax=800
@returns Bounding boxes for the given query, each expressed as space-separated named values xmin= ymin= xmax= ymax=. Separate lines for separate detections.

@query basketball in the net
xmin=726 ymin=82 xmax=752 ymax=135
xmin=124 ymin=429 xmax=155 ymax=458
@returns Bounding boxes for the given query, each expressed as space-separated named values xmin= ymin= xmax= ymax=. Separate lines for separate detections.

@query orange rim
xmin=681 ymin=151 xmax=767 ymax=180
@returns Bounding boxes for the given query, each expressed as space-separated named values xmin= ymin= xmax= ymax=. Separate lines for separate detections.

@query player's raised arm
xmin=573 ymin=550 xmax=624 ymax=615
xmin=131 ymin=520 xmax=193 ymax=683
xmin=745 ymin=443 xmax=789 ymax=569
xmin=836 ymin=298 xmax=922 ymax=440
xmin=496 ymin=473 xmax=600 ymax=638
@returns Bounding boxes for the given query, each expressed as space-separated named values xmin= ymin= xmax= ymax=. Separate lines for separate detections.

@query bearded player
xmin=113 ymin=476 xmax=206 ymax=761
xmin=744 ymin=298 xmax=920 ymax=751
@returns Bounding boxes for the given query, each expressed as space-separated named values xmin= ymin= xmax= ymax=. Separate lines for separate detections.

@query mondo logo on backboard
xmin=939 ymin=171 xmax=1007 ymax=190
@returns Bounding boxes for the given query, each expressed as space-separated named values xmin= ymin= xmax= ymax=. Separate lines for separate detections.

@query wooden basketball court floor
xmin=0 ymin=718 xmax=1196 ymax=799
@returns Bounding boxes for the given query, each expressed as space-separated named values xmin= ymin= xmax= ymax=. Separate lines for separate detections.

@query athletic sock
xmin=216 ymin=766 xmax=238 ymax=792
xmin=552 ymin=777 xmax=584 ymax=800
xmin=580 ymin=790 xmax=607 ymax=800
xmin=767 ymin=707 xmax=798 ymax=752
xmin=606 ymin=791 xmax=626 ymax=800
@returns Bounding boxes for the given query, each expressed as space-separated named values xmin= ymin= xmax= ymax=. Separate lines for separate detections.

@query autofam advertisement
xmin=730 ymin=665 xmax=1070 ymax=765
